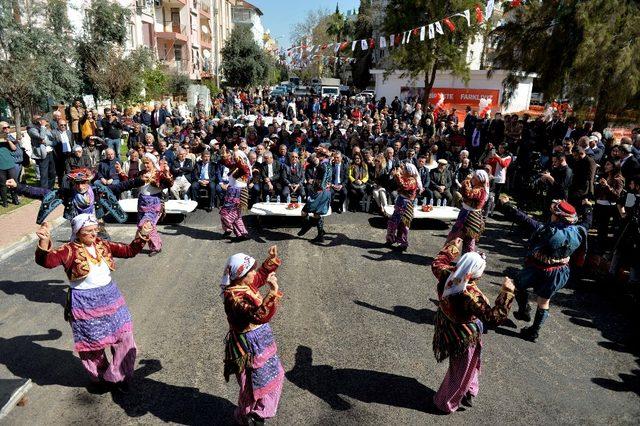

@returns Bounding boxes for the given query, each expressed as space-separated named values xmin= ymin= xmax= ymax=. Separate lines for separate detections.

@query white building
xmin=231 ymin=0 xmax=264 ymax=46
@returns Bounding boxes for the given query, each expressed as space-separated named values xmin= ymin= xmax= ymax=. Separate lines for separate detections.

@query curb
xmin=0 ymin=216 xmax=66 ymax=262
xmin=0 ymin=379 xmax=32 ymax=420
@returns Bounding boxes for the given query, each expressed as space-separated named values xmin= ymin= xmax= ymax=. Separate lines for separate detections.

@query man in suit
xmin=463 ymin=106 xmax=476 ymax=146
xmin=150 ymin=103 xmax=170 ymax=137
xmin=214 ymin=157 xmax=231 ymax=207
xmin=190 ymin=150 xmax=216 ymax=212
xmin=620 ymin=143 xmax=640 ymax=180
xmin=282 ymin=151 xmax=306 ymax=201
xmin=51 ymin=119 xmax=75 ymax=187
xmin=260 ymin=151 xmax=283 ymax=201
xmin=430 ymin=159 xmax=453 ymax=205
xmin=170 ymin=148 xmax=193 ymax=200
xmin=417 ymin=156 xmax=433 ymax=203
xmin=27 ymin=117 xmax=56 ymax=189
xmin=469 ymin=121 xmax=484 ymax=165
xmin=330 ymin=151 xmax=348 ymax=213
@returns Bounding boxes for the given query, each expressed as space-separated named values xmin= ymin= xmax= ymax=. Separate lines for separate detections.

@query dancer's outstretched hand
xmin=502 ymin=276 xmax=515 ymax=292
xmin=139 ymin=221 xmax=153 ymax=237
xmin=498 ymin=194 xmax=510 ymax=205
xmin=450 ymin=237 xmax=463 ymax=252
xmin=267 ymin=272 xmax=279 ymax=293
xmin=5 ymin=178 xmax=16 ymax=188
xmin=268 ymin=245 xmax=278 ymax=259
xmin=36 ymin=222 xmax=51 ymax=248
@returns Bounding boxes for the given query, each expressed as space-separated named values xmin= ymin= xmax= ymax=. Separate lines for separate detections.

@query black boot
xmin=461 ymin=391 xmax=474 ymax=407
xmin=513 ymin=289 xmax=532 ymax=322
xmin=297 ymin=217 xmax=313 ymax=236
xmin=311 ymin=218 xmax=325 ymax=243
xmin=11 ymin=190 xmax=19 ymax=205
xmin=521 ymin=308 xmax=549 ymax=342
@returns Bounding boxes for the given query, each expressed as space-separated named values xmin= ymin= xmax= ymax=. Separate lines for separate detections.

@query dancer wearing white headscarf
xmin=431 ymin=237 xmax=515 ymax=414
xmin=385 ymin=161 xmax=419 ymax=252
xmin=220 ymin=245 xmax=284 ymax=425
xmin=220 ymin=146 xmax=252 ymax=241
xmin=446 ymin=169 xmax=490 ymax=253
xmin=34 ymin=214 xmax=152 ymax=392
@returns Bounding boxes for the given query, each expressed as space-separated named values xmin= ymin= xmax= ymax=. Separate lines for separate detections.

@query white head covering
xmin=220 ymin=253 xmax=256 ymax=296
xmin=143 ymin=153 xmax=158 ymax=168
xmin=441 ymin=251 xmax=487 ymax=298
xmin=404 ymin=162 xmax=423 ymax=191
xmin=70 ymin=213 xmax=99 ymax=242
xmin=474 ymin=169 xmax=491 ymax=204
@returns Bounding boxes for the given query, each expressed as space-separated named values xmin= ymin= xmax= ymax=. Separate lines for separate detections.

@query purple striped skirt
xmin=244 ymin=323 xmax=284 ymax=400
xmin=70 ymin=281 xmax=133 ymax=352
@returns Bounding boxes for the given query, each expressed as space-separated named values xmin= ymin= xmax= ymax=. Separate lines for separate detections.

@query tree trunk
xmin=593 ymin=87 xmax=609 ymax=131
xmin=12 ymin=106 xmax=22 ymax=141
xmin=422 ymin=62 xmax=438 ymax=111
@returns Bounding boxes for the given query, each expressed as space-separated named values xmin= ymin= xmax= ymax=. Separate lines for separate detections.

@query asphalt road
xmin=0 ymin=208 xmax=638 ymax=425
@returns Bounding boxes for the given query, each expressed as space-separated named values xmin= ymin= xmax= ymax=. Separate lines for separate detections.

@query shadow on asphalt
xmin=354 ymin=300 xmax=436 ymax=325
xmin=0 ymin=279 xmax=66 ymax=306
xmin=362 ymin=249 xmax=432 ymax=267
xmin=286 ymin=346 xmax=440 ymax=414
xmin=367 ymin=216 xmax=450 ymax=231
xmin=110 ymin=359 xmax=235 ymax=424
xmin=159 ymin=223 xmax=225 ymax=241
xmin=0 ymin=329 xmax=87 ymax=388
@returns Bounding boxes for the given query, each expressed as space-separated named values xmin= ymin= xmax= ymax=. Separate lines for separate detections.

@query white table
xmin=383 ymin=205 xmax=460 ymax=221
xmin=118 ymin=199 xmax=199 ymax=215
xmin=249 ymin=202 xmax=332 ymax=217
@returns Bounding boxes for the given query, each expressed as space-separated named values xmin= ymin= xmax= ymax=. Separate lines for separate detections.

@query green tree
xmin=0 ymin=0 xmax=80 ymax=134
xmin=326 ymin=7 xmax=353 ymax=77
xmin=490 ymin=0 xmax=640 ymax=129
xmin=221 ymin=26 xmax=270 ymax=88
xmin=142 ymin=67 xmax=169 ymax=101
xmin=167 ymin=70 xmax=191 ymax=98
xmin=88 ymin=48 xmax=152 ymax=105
xmin=384 ymin=0 xmax=482 ymax=109
xmin=77 ymin=0 xmax=131 ymax=96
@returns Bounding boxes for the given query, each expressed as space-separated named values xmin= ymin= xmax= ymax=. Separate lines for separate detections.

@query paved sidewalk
xmin=0 ymin=202 xmax=64 ymax=259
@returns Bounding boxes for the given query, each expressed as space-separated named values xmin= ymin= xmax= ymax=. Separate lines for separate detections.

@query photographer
xmin=609 ymin=176 xmax=640 ymax=295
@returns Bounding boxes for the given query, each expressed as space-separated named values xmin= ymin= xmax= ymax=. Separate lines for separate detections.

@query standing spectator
xmin=540 ymin=152 xmax=573 ymax=203
xmin=568 ymin=146 xmax=597 ymax=208
xmin=594 ymin=159 xmax=624 ymax=250
xmin=0 ymin=122 xmax=18 ymax=207
xmin=51 ymin=119 xmax=75 ymax=187
xmin=28 ymin=117 xmax=56 ymax=189
xmin=69 ymin=99 xmax=85 ymax=144
xmin=102 ymin=109 xmax=123 ymax=159
xmin=80 ymin=109 xmax=98 ymax=143
xmin=620 ymin=143 xmax=640 ymax=180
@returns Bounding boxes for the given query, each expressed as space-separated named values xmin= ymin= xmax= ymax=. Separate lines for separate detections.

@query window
xmin=174 ymin=46 xmax=182 ymax=61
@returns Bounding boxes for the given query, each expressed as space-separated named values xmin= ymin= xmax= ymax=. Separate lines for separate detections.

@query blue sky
xmin=249 ymin=0 xmax=361 ymax=48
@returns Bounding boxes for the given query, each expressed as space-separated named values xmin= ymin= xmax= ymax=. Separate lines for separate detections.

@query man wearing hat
xmin=298 ymin=145 xmax=333 ymax=243
xmin=429 ymin=159 xmax=453 ymax=205
xmin=619 ymin=143 xmax=640 ymax=180
xmin=497 ymin=195 xmax=592 ymax=342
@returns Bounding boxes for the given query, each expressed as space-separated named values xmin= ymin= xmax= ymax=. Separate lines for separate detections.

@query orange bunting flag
xmin=475 ymin=5 xmax=484 ymax=23
xmin=321 ymin=43 xmax=328 ymax=50
xmin=443 ymin=18 xmax=456 ymax=32
xmin=511 ymin=0 xmax=522 ymax=6
xmin=369 ymin=38 xmax=375 ymax=49
xmin=339 ymin=41 xmax=349 ymax=51
xmin=412 ymin=28 xmax=420 ymax=36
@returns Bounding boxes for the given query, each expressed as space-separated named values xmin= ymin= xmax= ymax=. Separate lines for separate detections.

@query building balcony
xmin=155 ymin=24 xmax=188 ymax=42
xmin=162 ymin=0 xmax=187 ymax=6
xmin=160 ymin=59 xmax=189 ymax=73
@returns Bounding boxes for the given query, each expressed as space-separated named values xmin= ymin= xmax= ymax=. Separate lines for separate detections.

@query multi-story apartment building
xmin=66 ymin=0 xmax=236 ymax=85
xmin=230 ymin=0 xmax=264 ymax=46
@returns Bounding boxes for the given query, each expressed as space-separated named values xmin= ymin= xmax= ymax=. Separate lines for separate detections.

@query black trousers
xmin=0 ymin=167 xmax=18 ymax=204
xmin=37 ymin=156 xmax=56 ymax=189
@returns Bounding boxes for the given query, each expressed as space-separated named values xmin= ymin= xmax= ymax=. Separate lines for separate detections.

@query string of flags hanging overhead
xmin=286 ymin=2 xmax=507 ymax=59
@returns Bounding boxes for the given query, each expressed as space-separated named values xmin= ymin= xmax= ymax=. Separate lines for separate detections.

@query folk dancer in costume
xmin=385 ymin=162 xmax=420 ymax=252
xmin=35 ymin=214 xmax=152 ymax=392
xmin=498 ymin=195 xmax=592 ymax=342
xmin=298 ymin=146 xmax=333 ymax=243
xmin=431 ymin=237 xmax=515 ymax=413
xmin=6 ymin=167 xmax=143 ymax=240
xmin=221 ymin=245 xmax=284 ymax=425
xmin=137 ymin=154 xmax=173 ymax=256
xmin=446 ymin=169 xmax=490 ymax=254
xmin=220 ymin=146 xmax=251 ymax=242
